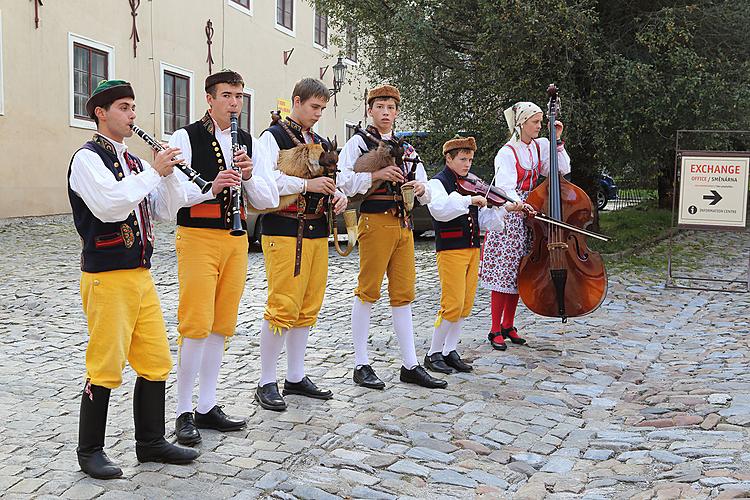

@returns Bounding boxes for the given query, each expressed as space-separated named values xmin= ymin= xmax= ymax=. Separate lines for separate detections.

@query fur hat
xmin=85 ymin=80 xmax=135 ymax=119
xmin=367 ymin=84 xmax=400 ymax=105
xmin=442 ymin=136 xmax=477 ymax=155
xmin=205 ymin=69 xmax=244 ymax=92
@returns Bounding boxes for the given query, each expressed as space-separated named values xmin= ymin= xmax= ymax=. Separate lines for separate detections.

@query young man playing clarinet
xmin=255 ymin=78 xmax=347 ymax=411
xmin=68 ymin=80 xmax=198 ymax=479
xmin=168 ymin=70 xmax=279 ymax=445
xmin=424 ymin=136 xmax=524 ymax=373
xmin=337 ymin=84 xmax=446 ymax=390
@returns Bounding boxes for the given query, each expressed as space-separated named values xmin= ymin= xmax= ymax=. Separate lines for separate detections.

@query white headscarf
xmin=503 ymin=102 xmax=543 ymax=141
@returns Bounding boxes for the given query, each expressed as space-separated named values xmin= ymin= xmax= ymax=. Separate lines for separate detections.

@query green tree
xmin=314 ymin=0 xmax=750 ymax=208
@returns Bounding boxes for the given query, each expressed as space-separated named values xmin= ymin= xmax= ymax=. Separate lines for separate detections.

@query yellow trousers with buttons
xmin=354 ymin=212 xmax=416 ymax=306
xmin=176 ymin=226 xmax=249 ymax=339
xmin=435 ymin=247 xmax=480 ymax=325
xmin=262 ymin=235 xmax=328 ymax=331
xmin=80 ymin=268 xmax=172 ymax=389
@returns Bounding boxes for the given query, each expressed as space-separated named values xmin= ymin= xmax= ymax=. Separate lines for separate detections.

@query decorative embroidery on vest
xmin=92 ymin=134 xmax=117 ymax=156
xmin=200 ymin=111 xmax=215 ymax=136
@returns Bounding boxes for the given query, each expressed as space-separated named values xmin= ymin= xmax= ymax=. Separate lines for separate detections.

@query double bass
xmin=517 ymin=84 xmax=608 ymax=322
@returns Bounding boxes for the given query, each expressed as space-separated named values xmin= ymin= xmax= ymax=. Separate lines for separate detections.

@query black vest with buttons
xmin=261 ymin=120 xmax=331 ymax=239
xmin=432 ymin=167 xmax=480 ymax=252
xmin=356 ymin=128 xmax=403 ymax=214
xmin=68 ymin=140 xmax=154 ymax=272
xmin=175 ymin=117 xmax=253 ymax=230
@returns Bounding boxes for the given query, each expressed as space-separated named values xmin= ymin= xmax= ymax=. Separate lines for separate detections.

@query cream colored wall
xmin=0 ymin=0 xmax=366 ymax=218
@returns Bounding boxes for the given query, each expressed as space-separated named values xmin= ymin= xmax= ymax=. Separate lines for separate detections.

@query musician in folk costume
xmin=337 ymin=84 xmax=446 ymax=390
xmin=68 ymin=80 xmax=198 ymax=479
xmin=255 ymin=78 xmax=347 ymax=411
xmin=424 ymin=136 xmax=526 ymax=373
xmin=479 ymin=102 xmax=569 ymax=350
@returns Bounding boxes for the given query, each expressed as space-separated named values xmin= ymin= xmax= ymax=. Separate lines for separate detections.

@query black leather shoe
xmin=443 ymin=350 xmax=473 ymax=372
xmin=502 ymin=326 xmax=526 ymax=345
xmin=424 ymin=353 xmax=455 ymax=374
xmin=194 ymin=406 xmax=246 ymax=432
xmin=175 ymin=412 xmax=201 ymax=446
xmin=488 ymin=331 xmax=507 ymax=351
xmin=283 ymin=376 xmax=333 ymax=400
xmin=255 ymin=382 xmax=287 ymax=411
xmin=400 ymin=365 xmax=448 ymax=389
xmin=353 ymin=365 xmax=385 ymax=390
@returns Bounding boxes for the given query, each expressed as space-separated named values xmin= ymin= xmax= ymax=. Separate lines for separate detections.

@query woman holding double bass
xmin=478 ymin=98 xmax=571 ymax=350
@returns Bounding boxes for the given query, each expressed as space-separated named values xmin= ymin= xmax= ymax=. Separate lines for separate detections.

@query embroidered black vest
xmin=68 ymin=137 xmax=154 ymax=272
xmin=356 ymin=127 xmax=404 ymax=214
xmin=261 ymin=118 xmax=331 ymax=239
xmin=176 ymin=113 xmax=254 ymax=230
xmin=432 ymin=167 xmax=480 ymax=252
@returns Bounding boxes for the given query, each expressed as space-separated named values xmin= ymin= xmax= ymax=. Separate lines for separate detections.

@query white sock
xmin=176 ymin=337 xmax=205 ymax=417
xmin=196 ymin=333 xmax=225 ymax=414
xmin=352 ymin=298 xmax=373 ymax=368
xmin=429 ymin=319 xmax=455 ymax=355
xmin=442 ymin=318 xmax=463 ymax=355
xmin=259 ymin=320 xmax=286 ymax=386
xmin=392 ymin=304 xmax=419 ymax=369
xmin=285 ymin=327 xmax=309 ymax=383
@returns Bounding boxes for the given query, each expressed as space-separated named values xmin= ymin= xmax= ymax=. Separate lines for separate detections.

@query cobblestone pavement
xmin=1 ymin=216 xmax=749 ymax=500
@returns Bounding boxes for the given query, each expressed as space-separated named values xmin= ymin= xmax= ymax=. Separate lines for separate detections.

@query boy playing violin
xmin=424 ymin=136 xmax=526 ymax=373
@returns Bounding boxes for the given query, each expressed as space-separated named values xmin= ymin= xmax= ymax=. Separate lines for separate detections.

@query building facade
xmin=0 ymin=0 xmax=366 ymax=218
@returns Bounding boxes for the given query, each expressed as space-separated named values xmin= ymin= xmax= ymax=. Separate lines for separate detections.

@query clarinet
xmin=129 ymin=124 xmax=213 ymax=194
xmin=228 ymin=113 xmax=246 ymax=236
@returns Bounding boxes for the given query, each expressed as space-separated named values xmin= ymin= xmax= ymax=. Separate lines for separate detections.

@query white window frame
xmin=0 ymin=9 xmax=4 ymax=116
xmin=68 ymin=33 xmax=115 ymax=130
xmin=312 ymin=8 xmax=330 ymax=53
xmin=227 ymin=0 xmax=253 ymax=17
xmin=241 ymin=87 xmax=255 ymax=136
xmin=274 ymin=0 xmax=296 ymax=38
xmin=159 ymin=62 xmax=195 ymax=141
xmin=344 ymin=121 xmax=358 ymax=142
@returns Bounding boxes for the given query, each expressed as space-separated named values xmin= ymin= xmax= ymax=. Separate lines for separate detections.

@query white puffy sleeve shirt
xmin=168 ymin=127 xmax=279 ymax=210
xmin=493 ymin=137 xmax=571 ymax=202
xmin=426 ymin=177 xmax=507 ymax=232
xmin=69 ymin=138 xmax=187 ymax=223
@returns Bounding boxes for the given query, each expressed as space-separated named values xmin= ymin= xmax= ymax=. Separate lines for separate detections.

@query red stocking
xmin=490 ymin=291 xmax=506 ymax=333
xmin=501 ymin=293 xmax=519 ymax=330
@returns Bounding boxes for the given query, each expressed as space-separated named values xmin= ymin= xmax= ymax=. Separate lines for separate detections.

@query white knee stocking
xmin=285 ymin=327 xmax=309 ymax=383
xmin=391 ymin=304 xmax=419 ymax=369
xmin=259 ymin=320 xmax=286 ymax=386
xmin=442 ymin=318 xmax=464 ymax=355
xmin=176 ymin=337 xmax=205 ymax=417
xmin=352 ymin=298 xmax=373 ymax=367
xmin=429 ymin=319 xmax=455 ymax=355
xmin=196 ymin=333 xmax=225 ymax=414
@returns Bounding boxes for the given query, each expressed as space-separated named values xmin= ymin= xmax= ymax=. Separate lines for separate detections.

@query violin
xmin=516 ymin=84 xmax=608 ymax=322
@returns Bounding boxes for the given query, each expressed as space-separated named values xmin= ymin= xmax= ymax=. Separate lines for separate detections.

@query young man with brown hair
xmin=68 ymin=80 xmax=198 ymax=479
xmin=255 ymin=78 xmax=347 ymax=411
xmin=168 ymin=69 xmax=279 ymax=444
xmin=424 ymin=136 xmax=523 ymax=373
xmin=337 ymin=84 xmax=446 ymax=390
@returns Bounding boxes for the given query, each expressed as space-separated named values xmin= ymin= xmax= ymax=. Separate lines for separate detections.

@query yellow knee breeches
xmin=176 ymin=226 xmax=249 ymax=339
xmin=80 ymin=268 xmax=172 ymax=389
xmin=262 ymin=235 xmax=328 ymax=331
xmin=354 ymin=212 xmax=416 ymax=306
xmin=436 ymin=247 xmax=480 ymax=325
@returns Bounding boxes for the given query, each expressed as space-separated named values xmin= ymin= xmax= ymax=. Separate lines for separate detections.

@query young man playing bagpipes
xmin=255 ymin=78 xmax=348 ymax=411
xmin=424 ymin=136 xmax=525 ymax=373
xmin=68 ymin=80 xmax=198 ymax=479
xmin=167 ymin=70 xmax=279 ymax=445
xmin=337 ymin=84 xmax=446 ymax=390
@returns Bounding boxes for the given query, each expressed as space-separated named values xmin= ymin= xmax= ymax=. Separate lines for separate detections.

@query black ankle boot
xmin=133 ymin=378 xmax=199 ymax=464
xmin=77 ymin=382 xmax=123 ymax=479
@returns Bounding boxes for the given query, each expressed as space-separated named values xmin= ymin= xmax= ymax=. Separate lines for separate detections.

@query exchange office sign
xmin=678 ymin=152 xmax=749 ymax=229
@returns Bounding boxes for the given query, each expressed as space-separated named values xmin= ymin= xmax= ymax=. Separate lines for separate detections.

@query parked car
xmin=246 ymin=200 xmax=434 ymax=246
xmin=596 ymin=174 xmax=618 ymax=210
